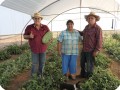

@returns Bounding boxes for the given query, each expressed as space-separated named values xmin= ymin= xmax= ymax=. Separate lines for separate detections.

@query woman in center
xmin=57 ymin=20 xmax=82 ymax=80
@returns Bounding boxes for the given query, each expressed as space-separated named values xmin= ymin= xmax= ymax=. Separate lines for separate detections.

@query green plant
xmin=20 ymin=38 xmax=120 ymax=90
xmin=81 ymin=67 xmax=120 ymax=90
xmin=112 ymin=33 xmax=120 ymax=41
xmin=0 ymin=50 xmax=31 ymax=87
xmin=20 ymin=39 xmax=64 ymax=90
xmin=95 ymin=53 xmax=110 ymax=69
xmin=7 ymin=44 xmax=22 ymax=55
xmin=21 ymin=57 xmax=63 ymax=90
xmin=0 ymin=50 xmax=11 ymax=60
xmin=103 ymin=37 xmax=120 ymax=61
xmin=20 ymin=43 xmax=29 ymax=51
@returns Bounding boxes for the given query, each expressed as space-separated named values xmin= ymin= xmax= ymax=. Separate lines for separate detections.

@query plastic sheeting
xmin=1 ymin=0 xmax=120 ymax=21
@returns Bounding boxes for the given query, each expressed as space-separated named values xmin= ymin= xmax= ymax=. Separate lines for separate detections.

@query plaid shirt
xmin=80 ymin=24 xmax=102 ymax=52
xmin=58 ymin=29 xmax=82 ymax=55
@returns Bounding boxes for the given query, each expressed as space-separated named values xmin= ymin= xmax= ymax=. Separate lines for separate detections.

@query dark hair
xmin=66 ymin=20 xmax=74 ymax=25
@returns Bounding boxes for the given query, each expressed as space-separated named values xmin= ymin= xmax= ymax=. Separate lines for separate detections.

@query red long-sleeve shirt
xmin=24 ymin=24 xmax=50 ymax=53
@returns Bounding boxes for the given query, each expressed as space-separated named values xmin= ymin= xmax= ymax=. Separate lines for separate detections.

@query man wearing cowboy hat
xmin=23 ymin=12 xmax=50 ymax=77
xmin=79 ymin=12 xmax=103 ymax=78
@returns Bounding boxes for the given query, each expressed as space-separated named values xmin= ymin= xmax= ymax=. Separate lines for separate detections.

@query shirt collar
xmin=66 ymin=29 xmax=75 ymax=33
xmin=33 ymin=23 xmax=43 ymax=28
xmin=32 ymin=24 xmax=44 ymax=30
xmin=87 ymin=23 xmax=97 ymax=28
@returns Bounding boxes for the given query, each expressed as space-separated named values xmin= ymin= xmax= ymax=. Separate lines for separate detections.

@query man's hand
xmin=29 ymin=31 xmax=34 ymax=38
xmin=93 ymin=51 xmax=99 ymax=57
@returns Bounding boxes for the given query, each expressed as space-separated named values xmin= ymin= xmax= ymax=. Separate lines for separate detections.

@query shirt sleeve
xmin=79 ymin=31 xmax=83 ymax=36
xmin=57 ymin=31 xmax=64 ymax=42
xmin=79 ymin=33 xmax=83 ymax=42
xmin=77 ymin=30 xmax=83 ymax=41
xmin=24 ymin=26 xmax=31 ymax=35
xmin=44 ymin=25 xmax=50 ymax=32
xmin=95 ymin=27 xmax=103 ymax=52
xmin=79 ymin=25 xmax=88 ymax=36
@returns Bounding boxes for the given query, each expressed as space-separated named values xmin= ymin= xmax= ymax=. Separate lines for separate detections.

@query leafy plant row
xmin=21 ymin=39 xmax=120 ymax=90
xmin=0 ymin=50 xmax=31 ymax=88
xmin=81 ymin=53 xmax=120 ymax=90
xmin=0 ymin=43 xmax=29 ymax=61
xmin=81 ymin=67 xmax=120 ymax=90
xmin=20 ymin=39 xmax=66 ymax=90
xmin=95 ymin=53 xmax=110 ymax=69
xmin=21 ymin=55 xmax=63 ymax=90
xmin=103 ymin=37 xmax=120 ymax=61
xmin=112 ymin=33 xmax=120 ymax=41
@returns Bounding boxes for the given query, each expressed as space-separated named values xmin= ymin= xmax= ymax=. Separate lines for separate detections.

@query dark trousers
xmin=80 ymin=51 xmax=95 ymax=77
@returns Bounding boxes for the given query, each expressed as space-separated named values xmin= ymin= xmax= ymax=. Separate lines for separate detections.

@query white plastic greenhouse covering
xmin=1 ymin=0 xmax=120 ymax=21
xmin=0 ymin=0 xmax=120 ymax=35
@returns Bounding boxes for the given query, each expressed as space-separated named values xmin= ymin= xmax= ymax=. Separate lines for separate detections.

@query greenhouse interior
xmin=0 ymin=0 xmax=120 ymax=90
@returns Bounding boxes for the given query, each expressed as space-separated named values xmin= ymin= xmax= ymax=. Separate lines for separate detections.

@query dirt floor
xmin=0 ymin=36 xmax=120 ymax=90
xmin=110 ymin=60 xmax=120 ymax=79
xmin=0 ymin=35 xmax=26 ymax=50
xmin=5 ymin=70 xmax=31 ymax=90
xmin=101 ymin=49 xmax=120 ymax=79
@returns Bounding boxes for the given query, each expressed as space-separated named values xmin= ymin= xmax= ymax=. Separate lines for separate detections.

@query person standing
xmin=57 ymin=20 xmax=82 ymax=80
xmin=80 ymin=12 xmax=103 ymax=78
xmin=23 ymin=12 xmax=50 ymax=77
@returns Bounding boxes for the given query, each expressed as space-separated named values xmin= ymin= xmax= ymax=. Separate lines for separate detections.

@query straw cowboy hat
xmin=32 ymin=12 xmax=43 ymax=19
xmin=85 ymin=12 xmax=100 ymax=21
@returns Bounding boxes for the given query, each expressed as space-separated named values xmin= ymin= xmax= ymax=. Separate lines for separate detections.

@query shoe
xmin=86 ymin=73 xmax=93 ymax=79
xmin=38 ymin=74 xmax=45 ymax=80
xmin=69 ymin=75 xmax=76 ymax=80
xmin=71 ymin=77 xmax=76 ymax=80
xmin=38 ymin=75 xmax=41 ymax=79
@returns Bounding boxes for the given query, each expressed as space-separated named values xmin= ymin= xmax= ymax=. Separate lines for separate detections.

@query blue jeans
xmin=62 ymin=54 xmax=78 ymax=75
xmin=31 ymin=52 xmax=46 ymax=76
